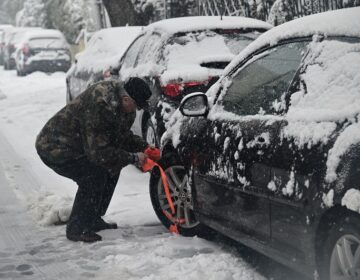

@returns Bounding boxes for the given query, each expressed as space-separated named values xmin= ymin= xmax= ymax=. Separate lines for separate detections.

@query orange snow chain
xmin=142 ymin=157 xmax=185 ymax=234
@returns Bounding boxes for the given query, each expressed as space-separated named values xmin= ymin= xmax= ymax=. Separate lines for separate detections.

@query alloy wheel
xmin=156 ymin=165 xmax=199 ymax=229
xmin=330 ymin=234 xmax=360 ymax=280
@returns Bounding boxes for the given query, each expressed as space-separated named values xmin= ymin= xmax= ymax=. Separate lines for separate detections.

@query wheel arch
xmin=315 ymin=204 xmax=359 ymax=266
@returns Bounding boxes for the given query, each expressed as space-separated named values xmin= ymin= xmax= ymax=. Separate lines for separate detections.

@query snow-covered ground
xmin=0 ymin=68 xmax=304 ymax=279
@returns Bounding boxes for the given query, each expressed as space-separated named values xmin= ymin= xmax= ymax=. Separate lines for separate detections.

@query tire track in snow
xmin=0 ymin=131 xmax=72 ymax=280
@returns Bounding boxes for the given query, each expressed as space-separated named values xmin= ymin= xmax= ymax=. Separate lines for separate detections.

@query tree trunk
xmin=102 ymin=0 xmax=147 ymax=26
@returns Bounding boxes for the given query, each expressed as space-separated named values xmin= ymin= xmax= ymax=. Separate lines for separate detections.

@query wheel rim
xmin=146 ymin=124 xmax=157 ymax=146
xmin=156 ymin=165 xmax=199 ymax=229
xmin=330 ymin=234 xmax=360 ymax=280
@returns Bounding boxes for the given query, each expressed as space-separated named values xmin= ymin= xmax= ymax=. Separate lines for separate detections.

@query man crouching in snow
xmin=36 ymin=78 xmax=152 ymax=243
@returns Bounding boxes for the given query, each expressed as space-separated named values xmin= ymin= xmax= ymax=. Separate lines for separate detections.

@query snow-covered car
xmin=0 ymin=24 xmax=13 ymax=65
xmin=118 ymin=16 xmax=272 ymax=146
xmin=3 ymin=27 xmax=41 ymax=70
xmin=14 ymin=29 xmax=71 ymax=76
xmin=66 ymin=26 xmax=143 ymax=103
xmin=152 ymin=8 xmax=360 ymax=280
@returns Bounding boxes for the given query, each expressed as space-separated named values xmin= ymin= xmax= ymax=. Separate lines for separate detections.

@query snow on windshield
xmin=160 ymin=30 xmax=258 ymax=84
xmin=283 ymin=38 xmax=360 ymax=185
xmin=288 ymin=39 xmax=360 ymax=122
xmin=29 ymin=37 xmax=66 ymax=49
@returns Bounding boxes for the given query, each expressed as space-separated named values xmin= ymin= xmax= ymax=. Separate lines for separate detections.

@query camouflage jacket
xmin=36 ymin=80 xmax=148 ymax=174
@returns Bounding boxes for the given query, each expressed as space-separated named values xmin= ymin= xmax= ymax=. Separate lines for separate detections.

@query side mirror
xmin=179 ymin=92 xmax=209 ymax=117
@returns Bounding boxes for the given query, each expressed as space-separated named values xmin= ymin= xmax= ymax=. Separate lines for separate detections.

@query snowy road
xmin=0 ymin=68 xmax=306 ymax=280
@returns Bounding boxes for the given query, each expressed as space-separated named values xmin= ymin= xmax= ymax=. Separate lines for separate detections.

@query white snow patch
xmin=224 ymin=136 xmax=230 ymax=152
xmin=322 ymin=189 xmax=334 ymax=208
xmin=342 ymin=188 xmax=360 ymax=214
xmin=282 ymin=171 xmax=295 ymax=196
xmin=147 ymin=16 xmax=272 ymax=35
xmin=234 ymin=151 xmax=240 ymax=160
xmin=326 ymin=122 xmax=360 ymax=183
xmin=282 ymin=121 xmax=336 ymax=149
xmin=161 ymin=109 xmax=186 ymax=148
xmin=28 ymin=192 xmax=73 ymax=226
xmin=267 ymin=181 xmax=276 ymax=192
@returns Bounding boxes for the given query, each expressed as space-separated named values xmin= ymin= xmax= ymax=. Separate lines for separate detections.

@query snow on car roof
xmin=146 ymin=16 xmax=273 ymax=34
xmin=225 ymin=7 xmax=360 ymax=75
xmin=74 ymin=26 xmax=143 ymax=74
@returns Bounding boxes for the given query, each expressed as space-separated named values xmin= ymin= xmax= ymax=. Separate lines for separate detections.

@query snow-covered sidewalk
xmin=0 ymin=68 xmax=268 ymax=280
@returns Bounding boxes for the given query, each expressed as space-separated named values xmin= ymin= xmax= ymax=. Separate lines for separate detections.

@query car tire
xmin=17 ymin=68 xmax=23 ymax=76
xmin=149 ymin=152 xmax=212 ymax=237
xmin=143 ymin=118 xmax=159 ymax=147
xmin=318 ymin=212 xmax=360 ymax=280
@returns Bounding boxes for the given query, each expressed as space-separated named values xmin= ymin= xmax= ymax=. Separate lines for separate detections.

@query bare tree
xmin=102 ymin=0 xmax=153 ymax=26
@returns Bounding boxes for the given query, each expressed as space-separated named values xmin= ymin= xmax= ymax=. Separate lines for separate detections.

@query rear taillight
xmin=22 ymin=44 xmax=29 ymax=55
xmin=161 ymin=78 xmax=212 ymax=98
xmin=162 ymin=83 xmax=182 ymax=97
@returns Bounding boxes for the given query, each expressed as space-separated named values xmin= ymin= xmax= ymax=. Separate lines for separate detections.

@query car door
xmin=191 ymin=41 xmax=308 ymax=243
xmin=268 ymin=37 xmax=360 ymax=264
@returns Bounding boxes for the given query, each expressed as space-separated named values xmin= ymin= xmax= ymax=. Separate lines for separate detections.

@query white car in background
xmin=14 ymin=29 xmax=71 ymax=76
xmin=66 ymin=26 xmax=143 ymax=102
xmin=3 ymin=27 xmax=41 ymax=70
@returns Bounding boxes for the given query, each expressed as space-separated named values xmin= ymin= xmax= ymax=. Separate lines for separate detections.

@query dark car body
xmin=14 ymin=29 xmax=71 ymax=76
xmin=118 ymin=16 xmax=272 ymax=146
xmin=154 ymin=8 xmax=360 ymax=279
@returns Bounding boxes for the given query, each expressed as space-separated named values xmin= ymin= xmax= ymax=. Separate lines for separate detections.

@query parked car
xmin=118 ymin=16 xmax=272 ymax=146
xmin=14 ymin=29 xmax=71 ymax=76
xmin=152 ymin=8 xmax=360 ymax=280
xmin=0 ymin=24 xmax=13 ymax=65
xmin=3 ymin=27 xmax=41 ymax=70
xmin=66 ymin=26 xmax=143 ymax=103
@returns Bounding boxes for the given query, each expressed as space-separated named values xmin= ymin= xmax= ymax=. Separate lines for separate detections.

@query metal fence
xmin=198 ymin=0 xmax=360 ymax=24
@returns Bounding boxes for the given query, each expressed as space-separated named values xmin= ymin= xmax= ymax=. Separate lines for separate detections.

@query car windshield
xmin=173 ymin=29 xmax=260 ymax=53
xmin=29 ymin=37 xmax=66 ymax=49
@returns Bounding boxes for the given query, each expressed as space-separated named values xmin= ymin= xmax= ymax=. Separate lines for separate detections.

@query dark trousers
xmin=41 ymin=156 xmax=120 ymax=234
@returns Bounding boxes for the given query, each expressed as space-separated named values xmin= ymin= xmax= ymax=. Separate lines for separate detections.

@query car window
xmin=287 ymin=37 xmax=360 ymax=121
xmin=121 ymin=35 xmax=144 ymax=70
xmin=29 ymin=37 xmax=66 ymax=49
xmin=136 ymin=33 xmax=162 ymax=66
xmin=221 ymin=41 xmax=308 ymax=116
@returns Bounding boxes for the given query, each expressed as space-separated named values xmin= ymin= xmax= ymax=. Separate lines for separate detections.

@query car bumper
xmin=24 ymin=60 xmax=71 ymax=73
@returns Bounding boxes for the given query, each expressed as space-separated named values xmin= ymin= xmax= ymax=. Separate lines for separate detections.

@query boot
xmin=66 ymin=230 xmax=102 ymax=243
xmin=92 ymin=218 xmax=118 ymax=232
